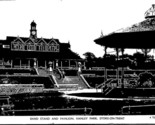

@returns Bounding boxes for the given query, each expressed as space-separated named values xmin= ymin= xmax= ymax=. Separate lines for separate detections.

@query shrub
xmin=137 ymin=72 xmax=155 ymax=87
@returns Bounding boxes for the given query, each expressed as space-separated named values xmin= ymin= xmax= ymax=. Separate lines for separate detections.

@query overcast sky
xmin=0 ymin=0 xmax=155 ymax=58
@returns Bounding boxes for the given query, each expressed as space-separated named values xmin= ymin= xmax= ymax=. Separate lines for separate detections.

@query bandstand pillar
xmin=116 ymin=48 xmax=119 ymax=86
xmin=104 ymin=47 xmax=107 ymax=81
xmin=78 ymin=62 xmax=82 ymax=76
xmin=104 ymin=46 xmax=107 ymax=57
xmin=104 ymin=67 xmax=107 ymax=82
xmin=121 ymin=48 xmax=125 ymax=88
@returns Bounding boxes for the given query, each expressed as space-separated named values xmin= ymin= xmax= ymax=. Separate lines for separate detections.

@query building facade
xmin=0 ymin=21 xmax=84 ymax=69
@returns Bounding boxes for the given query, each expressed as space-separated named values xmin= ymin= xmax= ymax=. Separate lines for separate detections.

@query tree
xmin=83 ymin=52 xmax=97 ymax=68
xmin=83 ymin=52 xmax=96 ymax=60
xmin=103 ymin=54 xmax=117 ymax=68
xmin=137 ymin=72 xmax=155 ymax=87
xmin=133 ymin=52 xmax=146 ymax=69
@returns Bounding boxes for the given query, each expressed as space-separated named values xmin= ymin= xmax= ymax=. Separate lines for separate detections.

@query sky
xmin=0 ymin=0 xmax=155 ymax=58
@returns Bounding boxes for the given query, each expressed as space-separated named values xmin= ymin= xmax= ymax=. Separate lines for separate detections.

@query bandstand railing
xmin=94 ymin=67 xmax=155 ymax=89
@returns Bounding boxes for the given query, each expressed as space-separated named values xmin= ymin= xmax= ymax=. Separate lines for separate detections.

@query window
xmin=11 ymin=43 xmax=24 ymax=51
xmin=27 ymin=45 xmax=35 ymax=51
xmin=2 ymin=45 xmax=10 ymax=49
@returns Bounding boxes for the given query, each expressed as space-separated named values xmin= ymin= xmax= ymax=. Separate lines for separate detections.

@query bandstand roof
xmin=94 ymin=5 xmax=155 ymax=49
xmin=94 ymin=30 xmax=155 ymax=49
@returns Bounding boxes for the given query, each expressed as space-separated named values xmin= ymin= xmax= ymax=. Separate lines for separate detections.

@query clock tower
xmin=30 ymin=20 xmax=37 ymax=39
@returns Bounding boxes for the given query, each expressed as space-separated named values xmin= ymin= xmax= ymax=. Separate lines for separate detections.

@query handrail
xmin=97 ymin=78 xmax=114 ymax=89
xmin=49 ymin=74 xmax=59 ymax=88
xmin=80 ymin=74 xmax=91 ymax=88
xmin=104 ymin=87 xmax=114 ymax=95
xmin=56 ymin=68 xmax=63 ymax=79
xmin=33 ymin=67 xmax=39 ymax=75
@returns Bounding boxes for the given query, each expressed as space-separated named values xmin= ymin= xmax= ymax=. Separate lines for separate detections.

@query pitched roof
xmin=94 ymin=18 xmax=155 ymax=49
xmin=4 ymin=36 xmax=62 ymax=45
xmin=115 ymin=4 xmax=155 ymax=33
xmin=115 ymin=18 xmax=155 ymax=33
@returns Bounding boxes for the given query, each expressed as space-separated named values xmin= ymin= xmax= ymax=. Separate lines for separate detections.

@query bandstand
xmin=94 ymin=4 xmax=155 ymax=86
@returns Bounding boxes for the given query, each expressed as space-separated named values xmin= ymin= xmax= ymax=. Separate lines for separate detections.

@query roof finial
xmin=100 ymin=30 xmax=104 ymax=37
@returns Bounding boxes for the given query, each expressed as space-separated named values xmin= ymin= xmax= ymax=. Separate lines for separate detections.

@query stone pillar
xmin=33 ymin=58 xmax=36 ymax=68
xmin=77 ymin=62 xmax=82 ymax=76
xmin=56 ymin=60 xmax=58 ymax=68
xmin=49 ymin=61 xmax=53 ymax=74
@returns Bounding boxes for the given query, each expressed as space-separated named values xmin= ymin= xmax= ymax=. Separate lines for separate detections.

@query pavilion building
xmin=0 ymin=21 xmax=85 ymax=69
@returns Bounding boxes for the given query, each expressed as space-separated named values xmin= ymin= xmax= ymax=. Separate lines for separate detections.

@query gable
xmin=12 ymin=37 xmax=25 ymax=44
xmin=37 ymin=38 xmax=47 ymax=45
xmin=11 ymin=37 xmax=25 ymax=51
xmin=48 ymin=38 xmax=59 ymax=45
xmin=25 ymin=38 xmax=35 ymax=45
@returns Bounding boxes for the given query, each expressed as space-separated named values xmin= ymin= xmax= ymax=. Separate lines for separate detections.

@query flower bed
xmin=0 ymin=75 xmax=55 ymax=88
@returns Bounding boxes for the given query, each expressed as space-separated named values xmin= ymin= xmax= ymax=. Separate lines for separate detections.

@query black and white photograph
xmin=1 ymin=0 xmax=155 ymax=124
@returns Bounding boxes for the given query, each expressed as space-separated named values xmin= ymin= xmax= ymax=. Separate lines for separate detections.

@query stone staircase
xmin=37 ymin=68 xmax=48 ymax=76
xmin=37 ymin=68 xmax=90 ymax=90
xmin=56 ymin=76 xmax=89 ymax=90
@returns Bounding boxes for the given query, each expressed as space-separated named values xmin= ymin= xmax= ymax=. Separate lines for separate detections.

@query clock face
xmin=32 ymin=31 xmax=36 ymax=35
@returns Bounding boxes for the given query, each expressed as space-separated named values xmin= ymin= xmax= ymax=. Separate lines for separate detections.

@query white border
xmin=0 ymin=115 xmax=155 ymax=124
